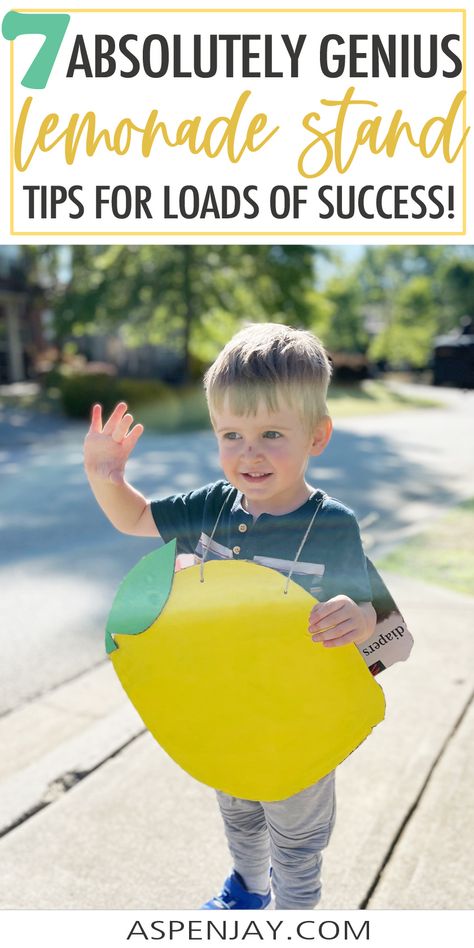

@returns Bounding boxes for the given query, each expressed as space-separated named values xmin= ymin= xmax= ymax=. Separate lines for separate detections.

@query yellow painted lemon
xmin=106 ymin=540 xmax=385 ymax=801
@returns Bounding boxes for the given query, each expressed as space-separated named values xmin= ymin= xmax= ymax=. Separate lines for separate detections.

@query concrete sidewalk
xmin=0 ymin=574 xmax=473 ymax=910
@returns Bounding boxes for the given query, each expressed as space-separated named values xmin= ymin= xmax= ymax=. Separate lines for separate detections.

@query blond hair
xmin=204 ymin=323 xmax=332 ymax=428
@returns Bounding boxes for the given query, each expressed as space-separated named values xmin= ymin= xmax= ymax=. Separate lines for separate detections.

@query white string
xmin=283 ymin=493 xmax=325 ymax=596
xmin=199 ymin=492 xmax=234 ymax=583
xmin=201 ymin=488 xmax=325 ymax=594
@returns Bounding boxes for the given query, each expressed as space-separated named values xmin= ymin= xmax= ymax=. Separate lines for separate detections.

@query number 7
xmin=2 ymin=11 xmax=70 ymax=89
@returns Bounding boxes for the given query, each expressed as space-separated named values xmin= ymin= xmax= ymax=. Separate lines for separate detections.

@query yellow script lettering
xmin=14 ymin=90 xmax=279 ymax=171
xmin=298 ymin=87 xmax=469 ymax=178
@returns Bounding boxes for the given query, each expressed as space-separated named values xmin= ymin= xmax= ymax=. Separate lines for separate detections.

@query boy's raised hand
xmin=84 ymin=402 xmax=144 ymax=485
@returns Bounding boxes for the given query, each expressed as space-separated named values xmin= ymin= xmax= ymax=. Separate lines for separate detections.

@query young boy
xmin=84 ymin=323 xmax=377 ymax=911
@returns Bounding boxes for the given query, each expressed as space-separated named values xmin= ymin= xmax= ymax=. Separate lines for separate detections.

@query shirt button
xmin=233 ymin=546 xmax=241 ymax=555
xmin=238 ymin=523 xmax=247 ymax=533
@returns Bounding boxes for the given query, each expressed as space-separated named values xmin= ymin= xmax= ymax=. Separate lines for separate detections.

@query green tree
xmin=323 ymin=274 xmax=367 ymax=354
xmin=357 ymin=246 xmax=474 ymax=367
xmin=54 ymin=245 xmax=331 ymax=379
xmin=370 ymin=275 xmax=437 ymax=368
xmin=441 ymin=256 xmax=474 ymax=332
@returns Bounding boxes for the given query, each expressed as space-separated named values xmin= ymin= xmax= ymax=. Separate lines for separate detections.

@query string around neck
xmin=200 ymin=487 xmax=325 ymax=596
xmin=199 ymin=491 xmax=235 ymax=583
xmin=283 ymin=492 xmax=325 ymax=596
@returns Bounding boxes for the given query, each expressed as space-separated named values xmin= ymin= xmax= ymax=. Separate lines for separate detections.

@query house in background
xmin=0 ymin=248 xmax=47 ymax=384
xmin=433 ymin=317 xmax=474 ymax=389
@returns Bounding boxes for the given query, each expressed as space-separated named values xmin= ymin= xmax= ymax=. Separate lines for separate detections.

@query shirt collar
xmin=229 ymin=486 xmax=325 ymax=522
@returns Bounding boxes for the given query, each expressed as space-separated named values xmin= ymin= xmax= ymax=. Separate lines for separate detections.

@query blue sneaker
xmin=201 ymin=871 xmax=271 ymax=910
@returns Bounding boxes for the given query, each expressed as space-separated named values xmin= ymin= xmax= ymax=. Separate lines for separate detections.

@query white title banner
xmin=0 ymin=2 xmax=470 ymax=240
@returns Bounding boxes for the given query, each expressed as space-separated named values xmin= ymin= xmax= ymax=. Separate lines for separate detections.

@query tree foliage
xmin=355 ymin=247 xmax=474 ymax=367
xmin=323 ymin=274 xmax=368 ymax=354
xmin=55 ymin=245 xmax=331 ymax=378
xmin=13 ymin=244 xmax=474 ymax=377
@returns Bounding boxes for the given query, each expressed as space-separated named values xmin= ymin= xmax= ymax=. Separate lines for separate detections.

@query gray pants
xmin=216 ymin=771 xmax=336 ymax=910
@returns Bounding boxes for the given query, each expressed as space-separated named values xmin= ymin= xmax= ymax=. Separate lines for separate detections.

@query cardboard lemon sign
xmin=106 ymin=540 xmax=385 ymax=801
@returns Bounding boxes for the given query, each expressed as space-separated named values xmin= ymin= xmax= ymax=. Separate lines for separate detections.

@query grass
xmin=137 ymin=387 xmax=212 ymax=433
xmin=327 ymin=380 xmax=441 ymax=417
xmin=376 ymin=499 xmax=474 ymax=597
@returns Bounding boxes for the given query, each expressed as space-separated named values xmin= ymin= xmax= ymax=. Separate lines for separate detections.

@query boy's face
xmin=212 ymin=396 xmax=332 ymax=517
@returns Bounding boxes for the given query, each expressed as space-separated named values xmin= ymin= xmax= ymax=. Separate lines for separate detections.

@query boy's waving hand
xmin=84 ymin=402 xmax=158 ymax=537
xmin=84 ymin=402 xmax=144 ymax=485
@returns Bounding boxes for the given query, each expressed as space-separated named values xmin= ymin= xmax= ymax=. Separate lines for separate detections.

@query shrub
xmin=117 ymin=378 xmax=172 ymax=408
xmin=59 ymin=373 xmax=174 ymax=419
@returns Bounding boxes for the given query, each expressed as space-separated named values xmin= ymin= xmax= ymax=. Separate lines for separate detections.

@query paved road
xmin=1 ymin=385 xmax=473 ymax=715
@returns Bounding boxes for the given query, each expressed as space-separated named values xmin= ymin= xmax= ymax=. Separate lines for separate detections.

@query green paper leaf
xmin=105 ymin=539 xmax=177 ymax=654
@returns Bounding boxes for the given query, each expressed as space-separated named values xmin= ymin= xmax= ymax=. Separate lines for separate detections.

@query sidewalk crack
xmin=358 ymin=688 xmax=474 ymax=909
xmin=0 ymin=728 xmax=145 ymax=840
xmin=0 ymin=659 xmax=108 ymax=721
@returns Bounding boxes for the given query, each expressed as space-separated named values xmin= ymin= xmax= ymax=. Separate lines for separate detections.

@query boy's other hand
xmin=83 ymin=402 xmax=144 ymax=485
xmin=308 ymin=597 xmax=376 ymax=648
